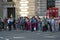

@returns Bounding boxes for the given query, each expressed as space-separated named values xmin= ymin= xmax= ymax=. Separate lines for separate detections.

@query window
xmin=7 ymin=0 xmax=12 ymax=2
xmin=47 ymin=0 xmax=55 ymax=10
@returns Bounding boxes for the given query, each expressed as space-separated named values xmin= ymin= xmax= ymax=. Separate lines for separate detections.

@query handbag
xmin=34 ymin=27 xmax=36 ymax=31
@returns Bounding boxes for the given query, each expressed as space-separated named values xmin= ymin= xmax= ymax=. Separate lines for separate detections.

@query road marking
xmin=6 ymin=39 xmax=9 ymax=40
xmin=37 ymin=33 xmax=40 ymax=35
xmin=13 ymin=37 xmax=24 ymax=39
xmin=44 ymin=36 xmax=55 ymax=38
xmin=0 ymin=37 xmax=3 ymax=39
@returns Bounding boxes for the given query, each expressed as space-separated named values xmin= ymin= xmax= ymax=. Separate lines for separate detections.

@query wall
xmin=36 ymin=0 xmax=47 ymax=16
xmin=0 ymin=0 xmax=3 ymax=18
xmin=14 ymin=0 xmax=35 ymax=18
xmin=2 ymin=0 xmax=15 ymax=18
xmin=55 ymin=0 xmax=60 ymax=16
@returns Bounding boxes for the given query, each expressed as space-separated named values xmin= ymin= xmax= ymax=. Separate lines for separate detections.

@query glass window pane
xmin=47 ymin=0 xmax=55 ymax=9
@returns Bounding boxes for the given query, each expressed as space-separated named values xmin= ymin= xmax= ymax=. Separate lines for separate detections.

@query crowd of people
xmin=0 ymin=16 xmax=60 ymax=32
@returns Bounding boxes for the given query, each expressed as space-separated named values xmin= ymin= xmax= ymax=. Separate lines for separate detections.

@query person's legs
xmin=59 ymin=23 xmax=60 ymax=31
xmin=0 ymin=26 xmax=2 ymax=31
xmin=50 ymin=24 xmax=52 ymax=31
xmin=13 ymin=24 xmax=16 ymax=30
xmin=31 ymin=24 xmax=34 ymax=32
xmin=52 ymin=25 xmax=55 ymax=32
xmin=9 ymin=25 xmax=11 ymax=31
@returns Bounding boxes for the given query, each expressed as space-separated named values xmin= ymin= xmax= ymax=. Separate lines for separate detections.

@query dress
xmin=27 ymin=21 xmax=30 ymax=30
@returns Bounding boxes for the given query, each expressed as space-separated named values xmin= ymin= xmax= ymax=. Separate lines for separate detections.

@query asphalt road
xmin=0 ymin=30 xmax=60 ymax=40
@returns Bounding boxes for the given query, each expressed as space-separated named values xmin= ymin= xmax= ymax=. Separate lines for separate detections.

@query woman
xmin=27 ymin=19 xmax=30 ymax=31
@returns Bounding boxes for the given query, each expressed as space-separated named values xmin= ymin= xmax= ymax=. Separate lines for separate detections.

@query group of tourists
xmin=0 ymin=16 xmax=60 ymax=32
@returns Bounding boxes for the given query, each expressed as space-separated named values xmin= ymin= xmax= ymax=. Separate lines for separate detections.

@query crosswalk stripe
xmin=6 ymin=39 xmax=9 ymax=40
xmin=13 ymin=37 xmax=24 ymax=39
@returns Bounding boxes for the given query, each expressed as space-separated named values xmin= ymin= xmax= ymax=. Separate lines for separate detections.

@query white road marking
xmin=0 ymin=37 xmax=3 ymax=39
xmin=44 ymin=36 xmax=56 ymax=38
xmin=13 ymin=37 xmax=24 ymax=39
xmin=37 ymin=33 xmax=40 ymax=34
xmin=6 ymin=39 xmax=9 ymax=40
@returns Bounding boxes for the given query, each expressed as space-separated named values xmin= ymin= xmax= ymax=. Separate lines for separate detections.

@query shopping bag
xmin=34 ymin=27 xmax=36 ymax=31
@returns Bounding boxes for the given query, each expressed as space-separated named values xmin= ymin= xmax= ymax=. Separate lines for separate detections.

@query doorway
xmin=7 ymin=7 xmax=15 ymax=18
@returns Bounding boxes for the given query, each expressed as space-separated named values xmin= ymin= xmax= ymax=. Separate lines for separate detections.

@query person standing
xmin=4 ymin=17 xmax=8 ymax=30
xmin=37 ymin=17 xmax=42 ymax=31
xmin=31 ymin=16 xmax=37 ymax=31
xmin=31 ymin=17 xmax=34 ymax=32
xmin=50 ymin=17 xmax=55 ymax=32
xmin=20 ymin=17 xmax=25 ymax=30
xmin=42 ymin=17 xmax=48 ymax=31
xmin=27 ymin=19 xmax=30 ymax=31
xmin=13 ymin=18 xmax=16 ymax=30
xmin=7 ymin=18 xmax=12 ymax=31
xmin=37 ymin=17 xmax=40 ymax=31
xmin=48 ymin=19 xmax=52 ymax=31
xmin=24 ymin=17 xmax=28 ymax=30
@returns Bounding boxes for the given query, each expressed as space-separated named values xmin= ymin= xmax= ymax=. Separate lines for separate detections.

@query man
xmin=7 ymin=18 xmax=13 ymax=31
xmin=13 ymin=18 xmax=16 ymax=30
xmin=31 ymin=16 xmax=37 ymax=31
xmin=50 ymin=17 xmax=55 ymax=32
xmin=42 ymin=17 xmax=48 ymax=31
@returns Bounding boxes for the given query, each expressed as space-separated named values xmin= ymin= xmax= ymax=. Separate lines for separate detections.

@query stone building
xmin=1 ymin=0 xmax=35 ymax=19
xmin=0 ymin=0 xmax=3 ymax=17
xmin=0 ymin=0 xmax=60 ymax=19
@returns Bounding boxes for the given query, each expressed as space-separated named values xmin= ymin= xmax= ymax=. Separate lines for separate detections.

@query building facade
xmin=1 ymin=0 xmax=35 ymax=19
xmin=35 ymin=0 xmax=47 ymax=17
xmin=55 ymin=0 xmax=60 ymax=16
xmin=2 ymin=0 xmax=15 ymax=19
xmin=0 ymin=0 xmax=3 ymax=17
xmin=0 ymin=0 xmax=60 ymax=19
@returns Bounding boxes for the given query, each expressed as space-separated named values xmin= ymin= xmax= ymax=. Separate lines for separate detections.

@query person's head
xmin=32 ymin=16 xmax=35 ymax=18
xmin=43 ymin=17 xmax=45 ymax=19
xmin=51 ymin=17 xmax=54 ymax=19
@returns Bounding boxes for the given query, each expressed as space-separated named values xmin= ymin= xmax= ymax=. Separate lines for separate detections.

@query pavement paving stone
xmin=0 ymin=30 xmax=60 ymax=40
